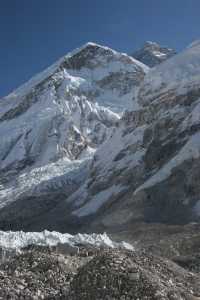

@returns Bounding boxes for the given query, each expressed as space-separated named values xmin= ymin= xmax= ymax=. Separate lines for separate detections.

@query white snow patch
xmin=0 ymin=230 xmax=134 ymax=251
xmin=152 ymin=51 xmax=167 ymax=58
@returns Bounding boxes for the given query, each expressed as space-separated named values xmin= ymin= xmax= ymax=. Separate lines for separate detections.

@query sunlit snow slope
xmin=0 ymin=42 xmax=148 ymax=231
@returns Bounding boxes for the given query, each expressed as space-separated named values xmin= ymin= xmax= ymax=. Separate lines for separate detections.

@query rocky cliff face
xmin=132 ymin=41 xmax=176 ymax=67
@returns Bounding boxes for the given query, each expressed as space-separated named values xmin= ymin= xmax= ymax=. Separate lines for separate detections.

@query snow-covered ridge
xmin=139 ymin=40 xmax=200 ymax=105
xmin=187 ymin=39 xmax=200 ymax=49
xmin=3 ymin=44 xmax=99 ymax=100
xmin=3 ymin=41 xmax=148 ymax=102
xmin=0 ymin=230 xmax=134 ymax=251
xmin=132 ymin=41 xmax=176 ymax=67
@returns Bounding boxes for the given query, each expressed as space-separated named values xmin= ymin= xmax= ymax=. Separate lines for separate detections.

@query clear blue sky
xmin=1 ymin=0 xmax=200 ymax=97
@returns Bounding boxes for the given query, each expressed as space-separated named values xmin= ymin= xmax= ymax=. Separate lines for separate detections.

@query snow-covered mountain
xmin=1 ymin=40 xmax=200 ymax=233
xmin=0 ymin=42 xmax=148 ymax=231
xmin=73 ymin=39 xmax=200 ymax=231
xmin=132 ymin=41 xmax=176 ymax=67
xmin=0 ymin=42 xmax=148 ymax=171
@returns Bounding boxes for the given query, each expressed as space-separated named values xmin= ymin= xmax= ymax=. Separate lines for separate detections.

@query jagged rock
xmin=0 ymin=246 xmax=91 ymax=299
xmin=68 ymin=249 xmax=200 ymax=300
xmin=132 ymin=41 xmax=176 ymax=67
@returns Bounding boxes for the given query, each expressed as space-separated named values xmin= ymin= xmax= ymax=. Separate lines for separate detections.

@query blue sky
xmin=1 ymin=0 xmax=200 ymax=97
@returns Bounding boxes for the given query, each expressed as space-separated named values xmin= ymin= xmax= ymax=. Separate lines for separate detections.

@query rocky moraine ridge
xmin=1 ymin=228 xmax=200 ymax=300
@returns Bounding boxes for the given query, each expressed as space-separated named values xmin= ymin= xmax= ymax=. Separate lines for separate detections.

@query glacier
xmin=0 ymin=230 xmax=134 ymax=251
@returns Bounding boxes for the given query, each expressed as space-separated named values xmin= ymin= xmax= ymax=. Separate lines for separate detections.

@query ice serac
xmin=132 ymin=41 xmax=176 ymax=67
xmin=0 ymin=231 xmax=133 ymax=250
xmin=0 ymin=42 xmax=148 ymax=230
xmin=67 ymin=40 xmax=200 ymax=231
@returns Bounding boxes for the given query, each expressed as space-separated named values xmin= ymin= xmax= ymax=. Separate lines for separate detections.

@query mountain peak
xmin=65 ymin=42 xmax=118 ymax=60
xmin=68 ymin=42 xmax=105 ymax=54
xmin=143 ymin=41 xmax=160 ymax=48
xmin=3 ymin=42 xmax=118 ymax=101
xmin=132 ymin=41 xmax=176 ymax=67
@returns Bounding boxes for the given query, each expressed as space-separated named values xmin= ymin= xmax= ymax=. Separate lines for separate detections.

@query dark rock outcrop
xmin=132 ymin=41 xmax=176 ymax=67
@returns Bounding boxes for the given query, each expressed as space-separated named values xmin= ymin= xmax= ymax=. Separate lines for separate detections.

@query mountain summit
xmin=132 ymin=41 xmax=176 ymax=67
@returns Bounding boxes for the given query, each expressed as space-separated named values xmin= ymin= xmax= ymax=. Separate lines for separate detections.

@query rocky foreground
xmin=0 ymin=236 xmax=200 ymax=300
